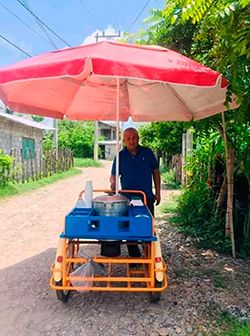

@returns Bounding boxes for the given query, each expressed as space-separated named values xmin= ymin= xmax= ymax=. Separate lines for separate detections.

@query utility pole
xmin=93 ymin=30 xmax=121 ymax=161
xmin=53 ymin=118 xmax=58 ymax=160
xmin=95 ymin=30 xmax=121 ymax=43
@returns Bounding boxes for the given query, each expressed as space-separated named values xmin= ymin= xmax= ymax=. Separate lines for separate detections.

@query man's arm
xmin=152 ymin=169 xmax=161 ymax=205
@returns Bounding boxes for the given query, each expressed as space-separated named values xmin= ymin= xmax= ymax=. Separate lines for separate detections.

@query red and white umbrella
xmin=0 ymin=41 xmax=238 ymax=194
xmin=0 ymin=40 xmax=237 ymax=122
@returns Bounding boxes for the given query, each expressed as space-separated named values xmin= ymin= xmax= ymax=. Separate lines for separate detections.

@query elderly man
xmin=110 ymin=127 xmax=161 ymax=257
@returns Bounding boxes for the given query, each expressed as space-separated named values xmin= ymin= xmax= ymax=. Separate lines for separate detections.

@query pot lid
xmin=93 ymin=194 xmax=129 ymax=204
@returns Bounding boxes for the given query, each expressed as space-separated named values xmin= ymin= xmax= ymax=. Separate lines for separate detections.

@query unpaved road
xmin=0 ymin=161 xmax=112 ymax=269
xmin=0 ymin=161 xmax=249 ymax=336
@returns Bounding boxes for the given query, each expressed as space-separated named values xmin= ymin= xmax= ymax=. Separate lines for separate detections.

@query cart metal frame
xmin=50 ymin=190 xmax=168 ymax=301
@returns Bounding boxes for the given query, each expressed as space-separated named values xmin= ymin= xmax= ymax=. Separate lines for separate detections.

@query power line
xmin=21 ymin=0 xmax=58 ymax=49
xmin=79 ymin=0 xmax=97 ymax=25
xmin=127 ymin=0 xmax=151 ymax=32
xmin=105 ymin=0 xmax=119 ymax=28
xmin=0 ymin=33 xmax=32 ymax=57
xmin=0 ymin=1 xmax=55 ymax=47
xmin=17 ymin=0 xmax=71 ymax=47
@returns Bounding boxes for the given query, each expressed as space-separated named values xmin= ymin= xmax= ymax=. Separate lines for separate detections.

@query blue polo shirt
xmin=111 ymin=145 xmax=159 ymax=201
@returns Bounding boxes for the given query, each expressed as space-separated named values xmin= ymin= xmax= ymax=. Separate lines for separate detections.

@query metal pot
xmin=92 ymin=194 xmax=129 ymax=217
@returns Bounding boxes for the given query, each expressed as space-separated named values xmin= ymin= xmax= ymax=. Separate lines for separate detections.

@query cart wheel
xmin=149 ymin=279 xmax=162 ymax=303
xmin=55 ymin=280 xmax=71 ymax=303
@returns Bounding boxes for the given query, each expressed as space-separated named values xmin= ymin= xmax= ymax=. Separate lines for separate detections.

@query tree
xmin=58 ymin=120 xmax=94 ymax=158
xmin=139 ymin=122 xmax=188 ymax=166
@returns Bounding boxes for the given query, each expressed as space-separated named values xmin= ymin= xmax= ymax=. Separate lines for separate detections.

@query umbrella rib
xmin=61 ymin=77 xmax=86 ymax=115
xmin=61 ymin=76 xmax=128 ymax=117
xmin=163 ymin=82 xmax=193 ymax=118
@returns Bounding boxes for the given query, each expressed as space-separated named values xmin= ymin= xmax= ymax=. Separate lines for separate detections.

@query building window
xmin=22 ymin=137 xmax=35 ymax=159
xmin=100 ymin=129 xmax=112 ymax=140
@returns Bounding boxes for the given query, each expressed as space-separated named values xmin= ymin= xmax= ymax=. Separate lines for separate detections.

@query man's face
xmin=123 ymin=130 xmax=139 ymax=152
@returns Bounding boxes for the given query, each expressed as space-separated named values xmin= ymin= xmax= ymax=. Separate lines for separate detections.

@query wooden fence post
xmin=20 ymin=148 xmax=25 ymax=183
xmin=39 ymin=147 xmax=42 ymax=179
xmin=181 ymin=133 xmax=186 ymax=185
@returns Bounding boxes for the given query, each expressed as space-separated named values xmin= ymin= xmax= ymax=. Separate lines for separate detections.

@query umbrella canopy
xmin=0 ymin=41 xmax=237 ymax=122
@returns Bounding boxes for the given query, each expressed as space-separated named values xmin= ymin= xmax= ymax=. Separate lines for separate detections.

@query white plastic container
xmin=75 ymin=197 xmax=86 ymax=208
xmin=84 ymin=179 xmax=93 ymax=208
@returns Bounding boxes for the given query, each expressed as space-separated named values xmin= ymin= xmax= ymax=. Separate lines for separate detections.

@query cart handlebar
xmin=79 ymin=189 xmax=147 ymax=205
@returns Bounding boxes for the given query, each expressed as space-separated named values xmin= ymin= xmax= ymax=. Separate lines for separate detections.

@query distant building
xmin=0 ymin=109 xmax=53 ymax=177
xmin=98 ymin=121 xmax=118 ymax=160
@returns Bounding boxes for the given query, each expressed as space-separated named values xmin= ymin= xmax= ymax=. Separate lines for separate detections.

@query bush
xmin=0 ymin=149 xmax=14 ymax=186
xmin=43 ymin=133 xmax=54 ymax=151
xmin=161 ymin=167 xmax=180 ymax=189
xmin=175 ymin=184 xmax=231 ymax=254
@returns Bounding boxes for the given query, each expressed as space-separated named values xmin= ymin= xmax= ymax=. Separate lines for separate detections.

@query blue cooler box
xmin=62 ymin=205 xmax=155 ymax=241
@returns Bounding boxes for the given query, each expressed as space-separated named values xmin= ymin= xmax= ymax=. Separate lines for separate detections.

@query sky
xmin=0 ymin=0 xmax=164 ymax=68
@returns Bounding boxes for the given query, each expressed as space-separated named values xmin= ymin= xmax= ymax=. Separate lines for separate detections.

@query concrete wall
xmin=98 ymin=122 xmax=116 ymax=140
xmin=104 ymin=144 xmax=116 ymax=160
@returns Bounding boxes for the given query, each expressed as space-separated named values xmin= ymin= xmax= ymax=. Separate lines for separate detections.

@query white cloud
xmin=82 ymin=25 xmax=122 ymax=45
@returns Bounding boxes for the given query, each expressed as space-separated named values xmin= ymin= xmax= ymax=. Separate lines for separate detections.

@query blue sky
xmin=0 ymin=0 xmax=164 ymax=68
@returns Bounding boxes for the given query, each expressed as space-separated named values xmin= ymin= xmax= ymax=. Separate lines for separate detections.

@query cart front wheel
xmin=149 ymin=279 xmax=162 ymax=303
xmin=55 ymin=280 xmax=71 ymax=303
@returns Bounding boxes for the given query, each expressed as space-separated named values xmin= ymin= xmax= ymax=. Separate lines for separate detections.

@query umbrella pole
xmin=115 ymin=78 xmax=120 ymax=195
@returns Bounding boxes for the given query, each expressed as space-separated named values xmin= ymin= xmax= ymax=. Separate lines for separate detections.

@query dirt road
xmin=0 ymin=162 xmax=249 ymax=336
xmin=0 ymin=161 xmax=112 ymax=269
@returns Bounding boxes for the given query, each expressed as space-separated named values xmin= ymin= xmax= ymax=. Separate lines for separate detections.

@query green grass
xmin=220 ymin=323 xmax=250 ymax=336
xmin=0 ymin=167 xmax=81 ymax=199
xmin=161 ymin=192 xmax=181 ymax=214
xmin=162 ymin=201 xmax=178 ymax=214
xmin=74 ymin=157 xmax=102 ymax=168
xmin=212 ymin=310 xmax=250 ymax=336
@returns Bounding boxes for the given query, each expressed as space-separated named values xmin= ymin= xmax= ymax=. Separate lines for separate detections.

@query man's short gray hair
xmin=123 ymin=127 xmax=139 ymax=137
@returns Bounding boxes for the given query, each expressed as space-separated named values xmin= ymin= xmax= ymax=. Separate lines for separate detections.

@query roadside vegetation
xmin=215 ymin=312 xmax=250 ymax=336
xmin=0 ymin=167 xmax=81 ymax=199
xmin=74 ymin=157 xmax=102 ymax=168
xmin=219 ymin=323 xmax=250 ymax=336
xmin=161 ymin=167 xmax=181 ymax=190
xmin=0 ymin=155 xmax=102 ymax=199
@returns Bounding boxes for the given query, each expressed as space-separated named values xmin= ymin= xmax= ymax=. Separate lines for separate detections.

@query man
xmin=110 ymin=127 xmax=161 ymax=257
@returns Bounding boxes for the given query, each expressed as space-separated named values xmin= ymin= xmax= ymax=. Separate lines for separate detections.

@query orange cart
xmin=50 ymin=190 xmax=168 ymax=303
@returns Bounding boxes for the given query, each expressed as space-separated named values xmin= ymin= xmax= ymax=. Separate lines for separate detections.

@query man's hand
xmin=152 ymin=169 xmax=161 ymax=206
xmin=110 ymin=182 xmax=116 ymax=191
xmin=110 ymin=175 xmax=116 ymax=191
xmin=154 ymin=193 xmax=161 ymax=206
